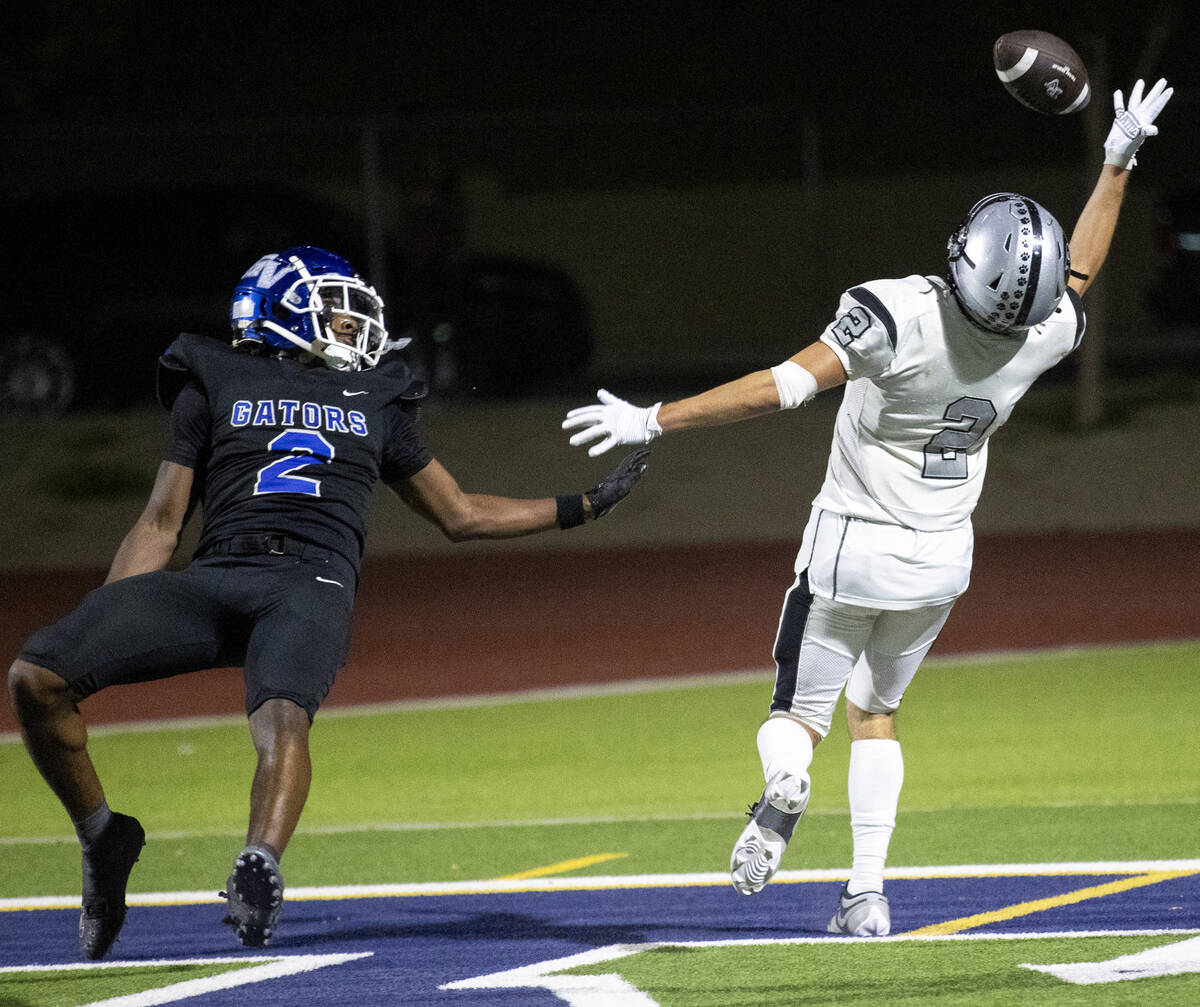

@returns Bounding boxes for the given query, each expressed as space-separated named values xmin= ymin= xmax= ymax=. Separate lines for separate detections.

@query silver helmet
xmin=946 ymin=193 xmax=1070 ymax=333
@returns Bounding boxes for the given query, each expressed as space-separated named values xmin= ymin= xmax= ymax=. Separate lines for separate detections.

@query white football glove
xmin=1104 ymin=77 xmax=1173 ymax=169
xmin=562 ymin=388 xmax=663 ymax=457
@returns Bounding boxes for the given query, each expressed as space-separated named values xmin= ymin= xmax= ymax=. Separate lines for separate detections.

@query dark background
xmin=3 ymin=2 xmax=1197 ymax=408
xmin=6 ymin=3 xmax=1194 ymax=187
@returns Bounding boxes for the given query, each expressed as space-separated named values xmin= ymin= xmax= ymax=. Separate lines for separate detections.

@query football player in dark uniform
xmin=7 ymin=246 xmax=649 ymax=958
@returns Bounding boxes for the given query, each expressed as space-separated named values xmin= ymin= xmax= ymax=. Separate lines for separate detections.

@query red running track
xmin=2 ymin=529 xmax=1198 ymax=733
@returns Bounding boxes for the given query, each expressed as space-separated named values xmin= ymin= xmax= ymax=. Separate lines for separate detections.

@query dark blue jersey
xmin=160 ymin=333 xmax=431 ymax=570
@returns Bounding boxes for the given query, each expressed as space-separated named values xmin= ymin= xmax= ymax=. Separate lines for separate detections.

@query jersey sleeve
xmin=818 ymin=283 xmax=901 ymax=380
xmin=379 ymin=404 xmax=434 ymax=483
xmin=162 ymin=380 xmax=210 ymax=468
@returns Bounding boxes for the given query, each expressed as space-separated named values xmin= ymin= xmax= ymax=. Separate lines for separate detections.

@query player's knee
xmin=7 ymin=660 xmax=68 ymax=720
xmin=846 ymin=700 xmax=897 ymax=740
xmin=249 ymin=697 xmax=311 ymax=755
xmin=769 ymin=711 xmax=824 ymax=748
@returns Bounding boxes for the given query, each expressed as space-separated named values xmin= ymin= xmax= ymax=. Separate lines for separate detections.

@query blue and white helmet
xmin=946 ymin=193 xmax=1070 ymax=333
xmin=230 ymin=246 xmax=401 ymax=371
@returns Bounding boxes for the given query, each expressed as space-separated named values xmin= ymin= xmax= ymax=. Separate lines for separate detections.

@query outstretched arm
xmin=563 ymin=340 xmax=846 ymax=456
xmin=659 ymin=341 xmax=846 ymax=431
xmin=105 ymin=461 xmax=194 ymax=582
xmin=1069 ymin=78 xmax=1173 ymax=296
xmin=390 ymin=449 xmax=650 ymax=539
xmin=1066 ymin=166 xmax=1128 ymax=297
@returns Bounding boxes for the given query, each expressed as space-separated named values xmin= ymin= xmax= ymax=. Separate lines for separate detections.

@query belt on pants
xmin=203 ymin=534 xmax=331 ymax=561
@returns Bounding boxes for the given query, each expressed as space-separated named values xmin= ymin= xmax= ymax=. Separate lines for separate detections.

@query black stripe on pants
xmin=770 ymin=570 xmax=815 ymax=714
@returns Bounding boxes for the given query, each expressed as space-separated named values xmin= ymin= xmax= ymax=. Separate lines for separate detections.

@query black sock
xmin=74 ymin=800 xmax=114 ymax=849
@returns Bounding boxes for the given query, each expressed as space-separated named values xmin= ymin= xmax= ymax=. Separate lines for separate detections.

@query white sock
xmin=756 ymin=717 xmax=814 ymax=786
xmin=847 ymin=738 xmax=903 ymax=895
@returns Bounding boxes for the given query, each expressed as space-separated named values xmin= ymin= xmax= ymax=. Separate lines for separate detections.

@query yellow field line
xmin=495 ymin=853 xmax=630 ymax=881
xmin=903 ymin=869 xmax=1198 ymax=937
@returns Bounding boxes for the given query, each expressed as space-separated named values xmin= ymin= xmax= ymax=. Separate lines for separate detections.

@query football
xmin=993 ymin=30 xmax=1090 ymax=115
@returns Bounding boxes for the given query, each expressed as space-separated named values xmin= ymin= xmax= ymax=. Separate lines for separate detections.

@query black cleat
xmin=79 ymin=812 xmax=146 ymax=960
xmin=221 ymin=846 xmax=284 ymax=947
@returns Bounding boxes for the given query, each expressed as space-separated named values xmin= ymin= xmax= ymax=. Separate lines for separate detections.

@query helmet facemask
xmin=289 ymin=268 xmax=389 ymax=371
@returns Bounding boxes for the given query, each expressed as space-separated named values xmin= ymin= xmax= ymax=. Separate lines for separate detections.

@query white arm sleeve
xmin=770 ymin=360 xmax=819 ymax=410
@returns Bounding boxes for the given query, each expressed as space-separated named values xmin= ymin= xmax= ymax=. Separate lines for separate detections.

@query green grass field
xmin=3 ymin=640 xmax=1198 ymax=1004
xmin=562 ymin=935 xmax=1200 ymax=1006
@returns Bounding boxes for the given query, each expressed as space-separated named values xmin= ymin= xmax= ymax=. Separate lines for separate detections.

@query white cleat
xmin=729 ymin=772 xmax=810 ymax=895
xmin=827 ymin=886 xmax=890 ymax=936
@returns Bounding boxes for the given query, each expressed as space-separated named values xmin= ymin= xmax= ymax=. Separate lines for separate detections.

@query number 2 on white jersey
xmin=922 ymin=396 xmax=997 ymax=479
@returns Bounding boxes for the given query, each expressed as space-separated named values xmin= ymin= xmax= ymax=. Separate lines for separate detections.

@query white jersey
xmin=813 ymin=274 xmax=1085 ymax=532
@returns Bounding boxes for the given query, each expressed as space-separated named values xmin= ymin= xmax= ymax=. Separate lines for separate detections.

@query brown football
xmin=993 ymin=30 xmax=1090 ymax=115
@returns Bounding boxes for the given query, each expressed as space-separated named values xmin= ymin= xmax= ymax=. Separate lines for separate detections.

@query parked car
xmin=2 ymin=184 xmax=591 ymax=413
xmin=1147 ymin=187 xmax=1200 ymax=331
xmin=434 ymin=254 xmax=592 ymax=397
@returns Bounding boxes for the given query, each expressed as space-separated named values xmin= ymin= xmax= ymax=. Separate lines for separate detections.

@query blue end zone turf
xmin=3 ymin=872 xmax=1199 ymax=1004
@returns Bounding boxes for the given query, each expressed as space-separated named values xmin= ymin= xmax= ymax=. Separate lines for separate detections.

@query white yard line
xmin=3 ymin=859 xmax=1199 ymax=912
xmin=0 ymin=953 xmax=373 ymax=1006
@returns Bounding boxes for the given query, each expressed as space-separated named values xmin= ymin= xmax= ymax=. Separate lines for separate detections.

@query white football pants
xmin=769 ymin=571 xmax=956 ymax=737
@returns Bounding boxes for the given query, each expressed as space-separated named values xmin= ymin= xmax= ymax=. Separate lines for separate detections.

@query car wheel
xmin=0 ymin=333 xmax=76 ymax=415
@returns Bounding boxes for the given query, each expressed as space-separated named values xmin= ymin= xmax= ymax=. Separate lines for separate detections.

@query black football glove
xmin=585 ymin=447 xmax=651 ymax=518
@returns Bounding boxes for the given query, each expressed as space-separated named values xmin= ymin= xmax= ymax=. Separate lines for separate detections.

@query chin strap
xmin=318 ymin=341 xmax=358 ymax=371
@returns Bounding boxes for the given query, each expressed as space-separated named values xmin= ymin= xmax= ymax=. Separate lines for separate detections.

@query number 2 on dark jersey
xmin=255 ymin=430 xmax=335 ymax=496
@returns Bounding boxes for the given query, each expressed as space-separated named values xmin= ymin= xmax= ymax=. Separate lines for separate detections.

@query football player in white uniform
xmin=562 ymin=78 xmax=1172 ymax=936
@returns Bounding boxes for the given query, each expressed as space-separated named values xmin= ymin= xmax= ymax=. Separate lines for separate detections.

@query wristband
xmin=645 ymin=402 xmax=664 ymax=440
xmin=555 ymin=494 xmax=586 ymax=529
